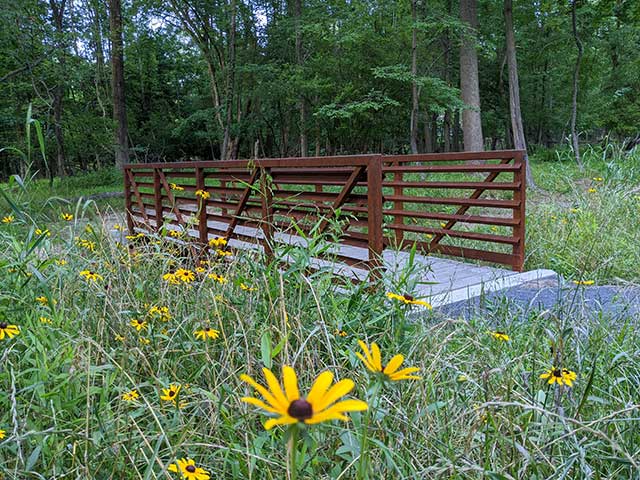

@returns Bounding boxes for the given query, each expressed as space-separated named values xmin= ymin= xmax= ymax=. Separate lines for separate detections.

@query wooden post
xmin=153 ymin=168 xmax=164 ymax=231
xmin=196 ymin=167 xmax=208 ymax=245
xmin=123 ymin=166 xmax=134 ymax=234
xmin=392 ymin=161 xmax=404 ymax=246
xmin=512 ymin=151 xmax=526 ymax=271
xmin=367 ymin=155 xmax=384 ymax=274
xmin=261 ymin=167 xmax=274 ymax=259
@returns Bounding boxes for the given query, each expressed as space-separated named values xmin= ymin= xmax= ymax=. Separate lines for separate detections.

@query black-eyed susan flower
xmin=386 ymin=292 xmax=432 ymax=309
xmin=55 ymin=258 xmax=67 ymax=266
xmin=489 ymin=331 xmax=510 ymax=341
xmin=588 ymin=188 xmax=597 ymax=193
xmin=175 ymin=268 xmax=196 ymax=283
xmin=334 ymin=329 xmax=348 ymax=337
xmin=115 ymin=334 xmax=125 ymax=342
xmin=195 ymin=266 xmax=205 ymax=273
xmin=169 ymin=183 xmax=185 ymax=191
xmin=35 ymin=228 xmax=51 ymax=237
xmin=2 ymin=215 xmax=14 ymax=224
xmin=195 ymin=189 xmax=210 ymax=200
xmin=76 ymin=237 xmax=96 ymax=251
xmin=160 ymin=384 xmax=182 ymax=403
xmin=79 ymin=270 xmax=103 ymax=282
xmin=168 ymin=230 xmax=183 ymax=238
xmin=148 ymin=305 xmax=171 ymax=322
xmin=139 ymin=337 xmax=150 ymax=345
xmin=208 ymin=236 xmax=227 ymax=248
xmin=130 ymin=318 xmax=147 ymax=331
xmin=540 ymin=367 xmax=577 ymax=387
xmin=35 ymin=295 xmax=56 ymax=306
xmin=0 ymin=429 xmax=5 ymax=439
xmin=39 ymin=316 xmax=52 ymax=324
xmin=240 ymin=283 xmax=255 ymax=291
xmin=0 ymin=322 xmax=20 ymax=340
xmin=215 ymin=249 xmax=232 ymax=257
xmin=240 ymin=366 xmax=368 ymax=430
xmin=122 ymin=390 xmax=139 ymax=402
xmin=125 ymin=232 xmax=145 ymax=240
xmin=168 ymin=458 xmax=210 ymax=480
xmin=61 ymin=213 xmax=73 ymax=221
xmin=356 ymin=341 xmax=421 ymax=381
xmin=208 ymin=273 xmax=227 ymax=284
xmin=163 ymin=272 xmax=180 ymax=285
xmin=573 ymin=280 xmax=595 ymax=286
xmin=194 ymin=327 xmax=220 ymax=341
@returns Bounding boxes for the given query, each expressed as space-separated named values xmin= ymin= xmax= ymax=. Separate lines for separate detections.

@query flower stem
xmin=358 ymin=380 xmax=382 ymax=479
xmin=288 ymin=424 xmax=299 ymax=480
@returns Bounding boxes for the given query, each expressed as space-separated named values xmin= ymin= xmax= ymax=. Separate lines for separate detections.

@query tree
xmin=410 ymin=0 xmax=419 ymax=154
xmin=504 ymin=0 xmax=534 ymax=187
xmin=459 ymin=0 xmax=483 ymax=152
xmin=49 ymin=0 xmax=68 ymax=177
xmin=295 ymin=0 xmax=307 ymax=157
xmin=109 ymin=0 xmax=129 ymax=168
xmin=570 ymin=0 xmax=583 ymax=167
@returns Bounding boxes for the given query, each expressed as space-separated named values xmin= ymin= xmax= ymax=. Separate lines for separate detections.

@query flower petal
xmin=383 ymin=354 xmax=404 ymax=375
xmin=239 ymin=374 xmax=284 ymax=413
xmin=264 ymin=415 xmax=297 ymax=430
xmin=241 ymin=396 xmax=281 ymax=414
xmin=371 ymin=343 xmax=383 ymax=371
xmin=282 ymin=366 xmax=299 ymax=402
xmin=313 ymin=378 xmax=354 ymax=413
xmin=262 ymin=367 xmax=289 ymax=410
xmin=306 ymin=371 xmax=334 ymax=405
xmin=355 ymin=352 xmax=377 ymax=373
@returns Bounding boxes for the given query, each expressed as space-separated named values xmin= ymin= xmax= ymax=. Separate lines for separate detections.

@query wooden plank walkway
xmin=124 ymin=207 xmax=556 ymax=308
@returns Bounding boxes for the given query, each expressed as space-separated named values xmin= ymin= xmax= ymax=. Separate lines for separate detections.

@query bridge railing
xmin=123 ymin=150 xmax=525 ymax=272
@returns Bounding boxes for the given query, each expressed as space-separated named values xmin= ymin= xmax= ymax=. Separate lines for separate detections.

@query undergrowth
xmin=0 ymin=175 xmax=639 ymax=479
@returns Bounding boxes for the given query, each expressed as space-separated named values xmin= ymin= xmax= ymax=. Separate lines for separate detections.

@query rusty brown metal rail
xmin=123 ymin=150 xmax=526 ymax=271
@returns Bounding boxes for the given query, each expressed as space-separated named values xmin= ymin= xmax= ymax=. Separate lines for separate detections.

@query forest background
xmin=1 ymin=0 xmax=638 ymax=179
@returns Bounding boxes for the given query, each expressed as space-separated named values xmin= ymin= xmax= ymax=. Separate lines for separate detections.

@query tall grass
xmin=0 ymin=175 xmax=639 ymax=478
xmin=527 ymin=143 xmax=640 ymax=282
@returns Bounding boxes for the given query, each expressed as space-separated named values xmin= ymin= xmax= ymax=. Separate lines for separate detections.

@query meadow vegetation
xmin=0 ymin=153 xmax=639 ymax=478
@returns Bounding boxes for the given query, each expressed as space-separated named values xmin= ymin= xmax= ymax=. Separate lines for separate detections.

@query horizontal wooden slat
xmin=383 ymin=164 xmax=519 ymax=173
xmin=386 ymin=223 xmax=519 ymax=245
xmin=382 ymin=181 xmax=520 ymax=191
xmin=383 ymin=195 xmax=519 ymax=208
xmin=381 ymin=209 xmax=518 ymax=226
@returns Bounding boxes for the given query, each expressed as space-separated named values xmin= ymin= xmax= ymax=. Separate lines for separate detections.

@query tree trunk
xmin=109 ymin=0 xmax=129 ymax=168
xmin=295 ymin=0 xmax=307 ymax=157
xmin=410 ymin=0 xmax=419 ymax=154
xmin=570 ymin=0 xmax=583 ymax=167
xmin=453 ymin=110 xmax=461 ymax=151
xmin=459 ymin=0 xmax=484 ymax=152
xmin=221 ymin=0 xmax=237 ymax=160
xmin=504 ymin=0 xmax=534 ymax=187
xmin=50 ymin=0 xmax=67 ymax=177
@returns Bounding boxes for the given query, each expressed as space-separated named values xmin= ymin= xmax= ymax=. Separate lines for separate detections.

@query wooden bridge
xmin=122 ymin=151 xmax=552 ymax=304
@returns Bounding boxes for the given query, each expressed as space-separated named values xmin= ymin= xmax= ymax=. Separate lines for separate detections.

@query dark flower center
xmin=204 ymin=327 xmax=210 ymax=332
xmin=552 ymin=369 xmax=562 ymax=377
xmin=403 ymin=294 xmax=414 ymax=301
xmin=288 ymin=399 xmax=313 ymax=420
xmin=0 ymin=322 xmax=6 ymax=329
xmin=186 ymin=465 xmax=196 ymax=473
xmin=496 ymin=331 xmax=505 ymax=335
xmin=169 ymin=390 xmax=176 ymax=397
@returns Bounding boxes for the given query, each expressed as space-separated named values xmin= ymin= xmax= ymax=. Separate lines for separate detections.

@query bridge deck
xmin=120 ymin=210 xmax=556 ymax=308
